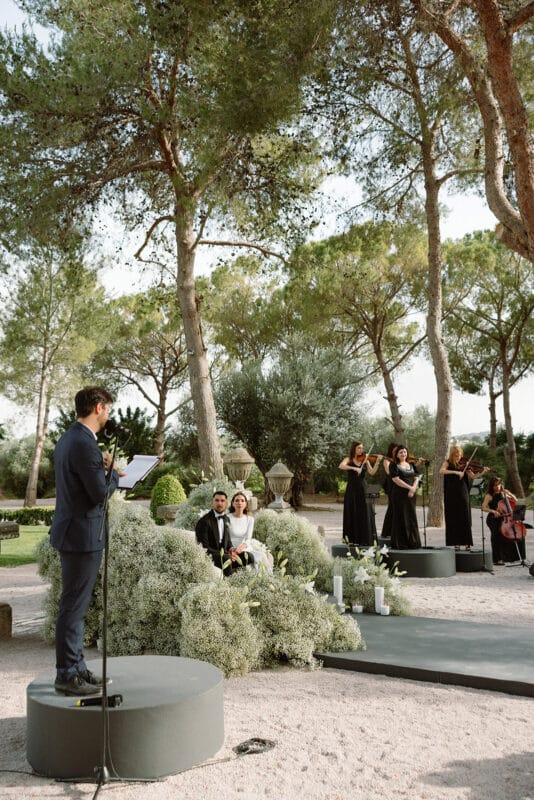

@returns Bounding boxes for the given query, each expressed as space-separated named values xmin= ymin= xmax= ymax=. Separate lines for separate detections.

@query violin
xmin=355 ymin=453 xmax=382 ymax=464
xmin=496 ymin=495 xmax=527 ymax=540
xmin=457 ymin=456 xmax=494 ymax=475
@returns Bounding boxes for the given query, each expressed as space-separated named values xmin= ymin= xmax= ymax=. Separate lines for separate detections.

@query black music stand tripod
xmin=469 ymin=477 xmax=494 ymax=575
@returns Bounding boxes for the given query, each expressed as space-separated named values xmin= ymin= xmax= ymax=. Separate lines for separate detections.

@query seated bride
xmin=228 ymin=491 xmax=273 ymax=572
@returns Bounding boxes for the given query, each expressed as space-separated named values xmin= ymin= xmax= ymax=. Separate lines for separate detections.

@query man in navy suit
xmin=195 ymin=491 xmax=254 ymax=575
xmin=50 ymin=386 xmax=120 ymax=696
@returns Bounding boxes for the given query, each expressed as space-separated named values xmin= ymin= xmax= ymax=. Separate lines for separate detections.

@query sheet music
xmin=118 ymin=455 xmax=160 ymax=489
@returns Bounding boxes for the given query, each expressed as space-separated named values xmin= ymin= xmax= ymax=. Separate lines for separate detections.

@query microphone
xmin=103 ymin=419 xmax=131 ymax=439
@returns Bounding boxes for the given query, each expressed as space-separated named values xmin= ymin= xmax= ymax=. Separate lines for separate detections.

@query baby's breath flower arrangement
xmin=229 ymin=567 xmax=364 ymax=668
xmin=252 ymin=509 xmax=331 ymax=585
xmin=178 ymin=582 xmax=262 ymax=677
xmin=173 ymin=478 xmax=236 ymax=531
xmin=331 ymin=545 xmax=411 ymax=616
xmin=36 ymin=495 xmax=218 ymax=653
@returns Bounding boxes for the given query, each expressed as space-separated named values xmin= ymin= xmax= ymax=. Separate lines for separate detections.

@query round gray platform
xmin=27 ymin=655 xmax=224 ymax=779
xmin=384 ymin=547 xmax=456 ymax=578
xmin=455 ymin=549 xmax=493 ymax=572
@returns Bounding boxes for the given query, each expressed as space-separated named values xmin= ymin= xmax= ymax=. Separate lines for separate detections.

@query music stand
xmin=469 ymin=476 xmax=493 ymax=574
xmin=505 ymin=503 xmax=530 ymax=569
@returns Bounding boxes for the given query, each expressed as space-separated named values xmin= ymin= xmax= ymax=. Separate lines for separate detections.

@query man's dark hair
xmin=75 ymin=386 xmax=114 ymax=418
xmin=212 ymin=490 xmax=228 ymax=499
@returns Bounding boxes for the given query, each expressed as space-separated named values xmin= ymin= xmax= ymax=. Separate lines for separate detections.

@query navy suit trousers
xmin=55 ymin=550 xmax=103 ymax=680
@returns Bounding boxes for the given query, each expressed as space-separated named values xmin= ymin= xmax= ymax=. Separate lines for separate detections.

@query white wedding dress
xmin=228 ymin=514 xmax=273 ymax=572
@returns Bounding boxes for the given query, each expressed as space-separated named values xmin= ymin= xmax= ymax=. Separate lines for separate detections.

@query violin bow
xmin=461 ymin=446 xmax=478 ymax=475
xmin=360 ymin=442 xmax=375 ymax=469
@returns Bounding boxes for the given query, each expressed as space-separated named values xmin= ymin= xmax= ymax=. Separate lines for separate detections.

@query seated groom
xmin=196 ymin=491 xmax=254 ymax=575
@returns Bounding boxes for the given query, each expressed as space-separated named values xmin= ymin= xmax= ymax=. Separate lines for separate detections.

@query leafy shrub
xmin=150 ymin=474 xmax=186 ymax=523
xmin=178 ymin=582 xmax=262 ymax=676
xmin=173 ymin=478 xmax=236 ymax=531
xmin=0 ymin=507 xmax=54 ymax=525
xmin=229 ymin=568 xmax=364 ymax=668
xmin=0 ymin=435 xmax=55 ymax=497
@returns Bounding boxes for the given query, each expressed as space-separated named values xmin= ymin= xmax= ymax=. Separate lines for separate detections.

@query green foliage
xmin=173 ymin=478 xmax=237 ymax=531
xmin=150 ymin=473 xmax=186 ymax=523
xmin=0 ymin=507 xmax=54 ymax=526
xmin=0 ymin=436 xmax=55 ymax=498
xmin=178 ymin=582 xmax=262 ymax=677
xmin=229 ymin=569 xmax=363 ymax=668
xmin=0 ymin=525 xmax=49 ymax=567
xmin=216 ymin=347 xmax=368 ymax=505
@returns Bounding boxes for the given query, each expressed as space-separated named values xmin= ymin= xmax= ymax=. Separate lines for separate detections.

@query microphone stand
xmin=93 ymin=429 xmax=121 ymax=790
xmin=420 ymin=463 xmax=428 ymax=548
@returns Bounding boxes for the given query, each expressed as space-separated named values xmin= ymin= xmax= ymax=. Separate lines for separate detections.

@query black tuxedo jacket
xmin=49 ymin=421 xmax=119 ymax=552
xmin=195 ymin=509 xmax=233 ymax=568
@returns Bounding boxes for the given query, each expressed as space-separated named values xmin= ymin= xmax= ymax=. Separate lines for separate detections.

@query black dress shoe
xmin=54 ymin=674 xmax=103 ymax=696
xmin=78 ymin=669 xmax=111 ymax=686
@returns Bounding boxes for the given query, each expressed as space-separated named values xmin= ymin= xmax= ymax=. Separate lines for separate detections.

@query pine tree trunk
xmin=500 ymin=344 xmax=525 ymax=497
xmin=25 ymin=374 xmax=49 ymax=507
xmin=375 ymin=348 xmax=405 ymax=441
xmin=175 ymin=214 xmax=223 ymax=479
xmin=423 ymin=153 xmax=452 ymax=528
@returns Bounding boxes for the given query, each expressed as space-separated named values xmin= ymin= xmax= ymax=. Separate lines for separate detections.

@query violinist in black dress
xmin=390 ymin=447 xmax=421 ymax=549
xmin=339 ymin=441 xmax=383 ymax=547
xmin=439 ymin=445 xmax=488 ymax=551
xmin=380 ymin=443 xmax=400 ymax=539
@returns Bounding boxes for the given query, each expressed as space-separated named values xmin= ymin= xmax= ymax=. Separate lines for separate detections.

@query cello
xmin=496 ymin=494 xmax=527 ymax=540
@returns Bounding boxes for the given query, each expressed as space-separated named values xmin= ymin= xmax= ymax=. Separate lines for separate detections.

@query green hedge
xmin=0 ymin=507 xmax=54 ymax=525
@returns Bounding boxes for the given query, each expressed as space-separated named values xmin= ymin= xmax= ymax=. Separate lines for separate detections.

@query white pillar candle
xmin=333 ymin=575 xmax=343 ymax=604
xmin=380 ymin=605 xmax=390 ymax=616
xmin=374 ymin=586 xmax=385 ymax=613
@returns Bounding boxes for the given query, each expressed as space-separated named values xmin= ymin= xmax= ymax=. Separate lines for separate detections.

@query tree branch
xmin=197 ymin=239 xmax=286 ymax=261
xmin=134 ymin=216 xmax=174 ymax=260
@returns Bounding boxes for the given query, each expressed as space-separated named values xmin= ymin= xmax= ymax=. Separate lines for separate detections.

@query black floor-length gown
xmin=443 ymin=463 xmax=473 ymax=547
xmin=390 ymin=463 xmax=421 ymax=549
xmin=381 ymin=467 xmax=393 ymax=539
xmin=343 ymin=461 xmax=373 ymax=546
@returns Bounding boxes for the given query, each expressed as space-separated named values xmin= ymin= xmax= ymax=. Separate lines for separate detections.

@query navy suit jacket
xmin=49 ymin=421 xmax=119 ymax=552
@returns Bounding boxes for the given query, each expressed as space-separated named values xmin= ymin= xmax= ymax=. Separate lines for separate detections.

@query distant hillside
xmin=453 ymin=432 xmax=489 ymax=443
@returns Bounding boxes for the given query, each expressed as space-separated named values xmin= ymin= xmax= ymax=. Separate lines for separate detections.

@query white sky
xmin=1 ymin=2 xmax=532 ymax=439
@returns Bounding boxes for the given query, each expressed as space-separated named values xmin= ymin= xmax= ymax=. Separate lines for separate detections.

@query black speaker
xmin=529 ymin=562 xmax=534 ymax=578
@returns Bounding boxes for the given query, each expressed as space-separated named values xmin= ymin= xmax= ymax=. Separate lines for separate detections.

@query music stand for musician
xmin=505 ymin=503 xmax=530 ymax=569
xmin=469 ymin=477 xmax=493 ymax=574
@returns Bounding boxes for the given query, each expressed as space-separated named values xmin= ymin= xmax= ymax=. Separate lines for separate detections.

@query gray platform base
xmin=317 ymin=615 xmax=534 ymax=697
xmin=455 ymin=549 xmax=493 ymax=572
xmin=26 ymin=655 xmax=224 ymax=779
xmin=384 ymin=547 xmax=456 ymax=578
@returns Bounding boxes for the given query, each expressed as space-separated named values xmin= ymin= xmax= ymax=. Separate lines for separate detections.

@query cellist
xmin=481 ymin=476 xmax=519 ymax=565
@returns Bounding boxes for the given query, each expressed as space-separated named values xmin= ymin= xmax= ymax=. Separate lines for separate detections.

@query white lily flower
xmin=380 ymin=545 xmax=390 ymax=556
xmin=354 ymin=566 xmax=371 ymax=584
xmin=362 ymin=547 xmax=376 ymax=560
